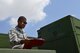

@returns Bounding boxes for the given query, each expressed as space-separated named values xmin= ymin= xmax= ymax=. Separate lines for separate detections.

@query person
xmin=8 ymin=16 xmax=44 ymax=49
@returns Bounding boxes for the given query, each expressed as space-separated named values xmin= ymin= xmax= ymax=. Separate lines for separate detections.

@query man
xmin=8 ymin=16 xmax=44 ymax=49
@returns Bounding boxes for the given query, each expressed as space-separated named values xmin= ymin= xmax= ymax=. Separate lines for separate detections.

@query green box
xmin=38 ymin=15 xmax=80 ymax=53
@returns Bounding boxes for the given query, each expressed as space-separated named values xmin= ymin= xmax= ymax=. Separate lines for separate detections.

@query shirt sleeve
xmin=8 ymin=29 xmax=21 ymax=43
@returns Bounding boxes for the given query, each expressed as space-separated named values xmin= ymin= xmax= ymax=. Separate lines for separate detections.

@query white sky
xmin=0 ymin=0 xmax=50 ymax=27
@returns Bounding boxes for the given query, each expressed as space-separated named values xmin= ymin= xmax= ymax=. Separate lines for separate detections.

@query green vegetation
xmin=0 ymin=33 xmax=10 ymax=48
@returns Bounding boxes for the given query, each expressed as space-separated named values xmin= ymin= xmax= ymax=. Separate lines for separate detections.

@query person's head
xmin=17 ymin=16 xmax=27 ymax=29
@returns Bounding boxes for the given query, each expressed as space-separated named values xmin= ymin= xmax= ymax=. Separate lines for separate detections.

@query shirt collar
xmin=15 ymin=26 xmax=24 ymax=34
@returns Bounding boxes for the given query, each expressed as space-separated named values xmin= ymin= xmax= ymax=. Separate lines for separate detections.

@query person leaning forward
xmin=8 ymin=16 xmax=45 ymax=49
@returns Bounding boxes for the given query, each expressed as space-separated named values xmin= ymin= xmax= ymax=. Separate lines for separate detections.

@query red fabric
xmin=23 ymin=39 xmax=45 ymax=49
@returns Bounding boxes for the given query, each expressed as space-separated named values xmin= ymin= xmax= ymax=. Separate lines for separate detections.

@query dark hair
xmin=18 ymin=16 xmax=26 ymax=22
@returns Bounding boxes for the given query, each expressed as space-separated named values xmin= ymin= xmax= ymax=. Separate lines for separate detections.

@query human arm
xmin=8 ymin=29 xmax=22 ymax=44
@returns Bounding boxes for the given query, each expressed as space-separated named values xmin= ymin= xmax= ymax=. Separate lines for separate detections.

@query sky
xmin=0 ymin=0 xmax=80 ymax=37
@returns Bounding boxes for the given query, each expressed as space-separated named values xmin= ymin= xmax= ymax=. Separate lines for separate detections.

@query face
xmin=18 ymin=18 xmax=27 ymax=29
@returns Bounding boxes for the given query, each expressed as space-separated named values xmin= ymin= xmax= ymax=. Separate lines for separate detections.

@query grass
xmin=0 ymin=34 xmax=10 ymax=48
